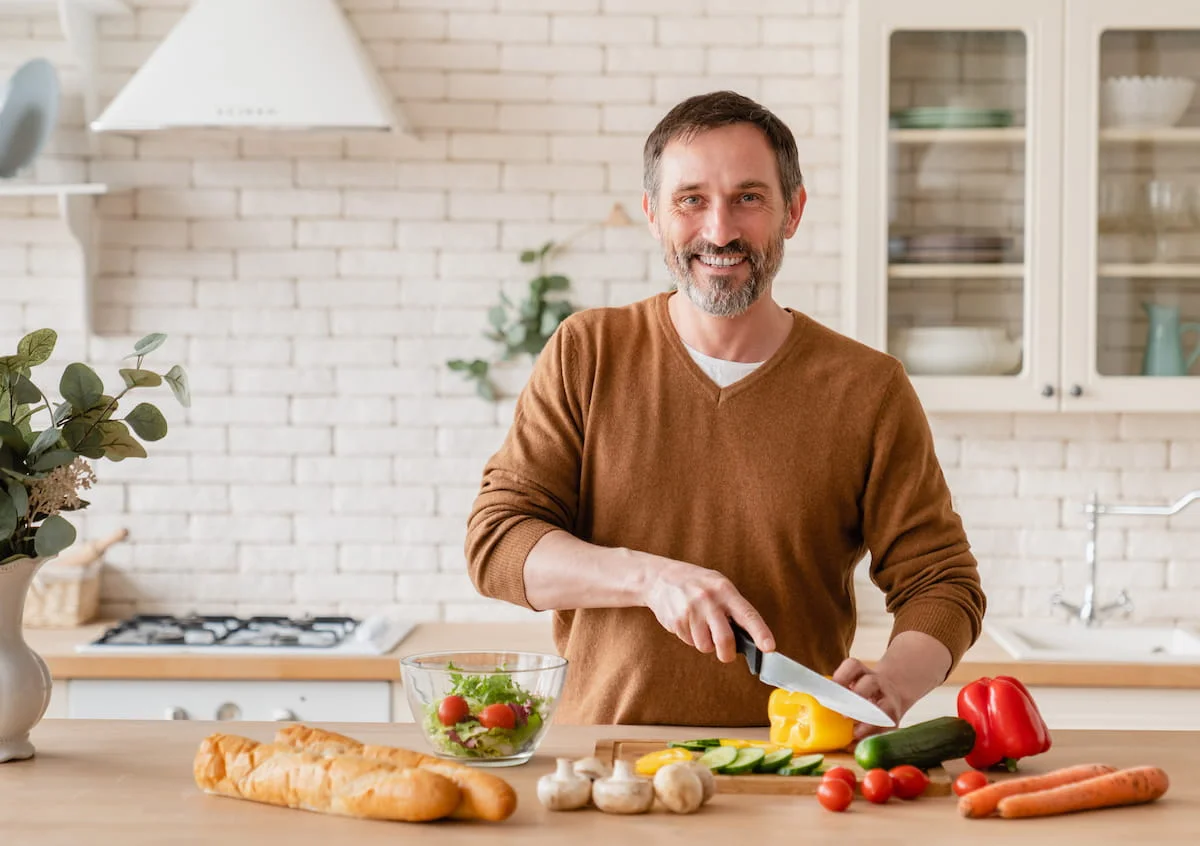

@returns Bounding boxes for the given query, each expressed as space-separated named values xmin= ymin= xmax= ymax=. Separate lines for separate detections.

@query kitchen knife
xmin=730 ymin=622 xmax=896 ymax=728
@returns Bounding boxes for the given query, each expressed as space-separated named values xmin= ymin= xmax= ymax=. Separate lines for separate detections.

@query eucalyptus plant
xmin=0 ymin=329 xmax=190 ymax=564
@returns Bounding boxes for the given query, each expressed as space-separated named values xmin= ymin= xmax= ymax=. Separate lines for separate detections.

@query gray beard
xmin=664 ymin=227 xmax=786 ymax=318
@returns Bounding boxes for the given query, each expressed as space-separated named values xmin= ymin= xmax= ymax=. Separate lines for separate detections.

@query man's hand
xmin=832 ymin=631 xmax=953 ymax=740
xmin=641 ymin=557 xmax=775 ymax=663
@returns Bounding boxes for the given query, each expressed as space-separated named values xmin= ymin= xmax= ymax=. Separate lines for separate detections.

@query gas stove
xmin=75 ymin=613 xmax=414 ymax=656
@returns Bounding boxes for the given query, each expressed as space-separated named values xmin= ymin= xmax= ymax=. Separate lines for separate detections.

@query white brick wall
xmin=2 ymin=0 xmax=1199 ymax=628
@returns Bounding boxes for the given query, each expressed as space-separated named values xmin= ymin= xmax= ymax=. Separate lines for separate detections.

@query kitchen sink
xmin=985 ymin=619 xmax=1200 ymax=663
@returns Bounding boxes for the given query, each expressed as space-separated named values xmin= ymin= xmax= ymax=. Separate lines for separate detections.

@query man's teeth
xmin=695 ymin=255 xmax=744 ymax=267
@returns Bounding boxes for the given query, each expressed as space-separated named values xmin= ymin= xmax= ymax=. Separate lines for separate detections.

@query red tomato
xmin=823 ymin=766 xmax=858 ymax=792
xmin=952 ymin=770 xmax=990 ymax=797
xmin=861 ymin=768 xmax=893 ymax=804
xmin=478 ymin=703 xmax=516 ymax=730
xmin=437 ymin=695 xmax=469 ymax=727
xmin=816 ymin=779 xmax=854 ymax=812
xmin=888 ymin=765 xmax=930 ymax=800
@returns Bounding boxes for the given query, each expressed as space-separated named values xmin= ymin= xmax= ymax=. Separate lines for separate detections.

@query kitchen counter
xmin=2 ymin=720 xmax=1197 ymax=845
xmin=26 ymin=620 xmax=1200 ymax=688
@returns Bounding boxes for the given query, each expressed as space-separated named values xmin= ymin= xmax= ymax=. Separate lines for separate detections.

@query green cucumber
xmin=756 ymin=748 xmax=794 ymax=773
xmin=721 ymin=747 xmax=765 ymax=775
xmin=698 ymin=746 xmax=739 ymax=771
xmin=668 ymin=740 xmax=713 ymax=752
xmin=853 ymin=716 xmax=977 ymax=771
xmin=776 ymin=753 xmax=824 ymax=776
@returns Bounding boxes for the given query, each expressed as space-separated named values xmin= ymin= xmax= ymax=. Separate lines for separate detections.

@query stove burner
xmin=92 ymin=614 xmax=362 ymax=649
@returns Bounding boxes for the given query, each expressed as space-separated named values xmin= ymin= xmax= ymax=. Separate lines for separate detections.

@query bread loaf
xmin=275 ymin=724 xmax=518 ymax=822
xmin=193 ymin=733 xmax=461 ymax=823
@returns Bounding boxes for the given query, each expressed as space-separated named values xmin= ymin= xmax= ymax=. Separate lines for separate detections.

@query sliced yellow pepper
xmin=767 ymin=688 xmax=856 ymax=754
xmin=718 ymin=738 xmax=781 ymax=751
xmin=634 ymin=747 xmax=694 ymax=776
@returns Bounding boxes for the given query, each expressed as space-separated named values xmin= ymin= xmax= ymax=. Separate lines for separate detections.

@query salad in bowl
xmin=400 ymin=650 xmax=567 ymax=767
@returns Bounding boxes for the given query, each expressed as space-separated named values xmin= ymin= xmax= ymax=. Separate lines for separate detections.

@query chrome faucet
xmin=1052 ymin=488 xmax=1200 ymax=627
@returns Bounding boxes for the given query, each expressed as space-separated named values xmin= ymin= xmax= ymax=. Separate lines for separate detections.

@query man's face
xmin=644 ymin=123 xmax=805 ymax=318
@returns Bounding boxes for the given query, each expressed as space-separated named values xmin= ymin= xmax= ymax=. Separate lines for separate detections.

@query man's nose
xmin=700 ymin=200 xmax=740 ymax=248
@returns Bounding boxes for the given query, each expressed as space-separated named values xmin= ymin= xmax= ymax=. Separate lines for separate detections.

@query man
xmin=465 ymin=91 xmax=986 ymax=731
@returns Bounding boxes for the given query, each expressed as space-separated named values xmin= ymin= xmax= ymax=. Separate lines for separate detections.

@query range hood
xmin=90 ymin=0 xmax=408 ymax=133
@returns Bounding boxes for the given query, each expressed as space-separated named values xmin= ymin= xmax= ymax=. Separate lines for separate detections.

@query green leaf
xmin=17 ymin=329 xmax=56 ymax=366
xmin=0 ymin=355 xmax=28 ymax=375
xmin=486 ymin=306 xmax=506 ymax=330
xmin=164 ymin=365 xmax=191 ymax=408
xmin=34 ymin=515 xmax=76 ymax=558
xmin=542 ymin=274 xmax=570 ymax=291
xmin=0 ymin=466 xmax=40 ymax=484
xmin=540 ymin=309 xmax=563 ymax=337
xmin=12 ymin=373 xmax=40 ymax=405
xmin=519 ymin=250 xmax=538 ymax=263
xmin=60 ymin=363 xmax=104 ymax=411
xmin=505 ymin=323 xmax=528 ymax=347
xmin=97 ymin=420 xmax=147 ymax=461
xmin=125 ymin=403 xmax=168 ymax=442
xmin=468 ymin=360 xmax=489 ymax=377
xmin=0 ymin=488 xmax=15 ymax=541
xmin=6 ymin=479 xmax=28 ymax=519
xmin=446 ymin=359 xmax=469 ymax=372
xmin=51 ymin=402 xmax=73 ymax=426
xmin=120 ymin=369 xmax=162 ymax=389
xmin=29 ymin=449 xmax=77 ymax=472
xmin=530 ymin=276 xmax=548 ymax=297
xmin=27 ymin=426 xmax=60 ymax=458
xmin=476 ymin=380 xmax=496 ymax=401
xmin=133 ymin=333 xmax=167 ymax=356
xmin=76 ymin=395 xmax=117 ymax=426
xmin=63 ymin=418 xmax=103 ymax=454
xmin=538 ymin=240 xmax=555 ymax=258
xmin=0 ymin=422 xmax=26 ymax=455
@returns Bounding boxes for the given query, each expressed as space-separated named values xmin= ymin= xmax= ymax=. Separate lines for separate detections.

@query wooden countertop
xmin=3 ymin=720 xmax=1197 ymax=845
xmin=25 ymin=621 xmax=1200 ymax=688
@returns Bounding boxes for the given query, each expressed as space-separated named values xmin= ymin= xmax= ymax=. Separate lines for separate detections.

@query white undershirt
xmin=683 ymin=343 xmax=765 ymax=388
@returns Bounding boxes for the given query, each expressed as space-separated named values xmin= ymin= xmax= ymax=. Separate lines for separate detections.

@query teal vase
xmin=1141 ymin=302 xmax=1200 ymax=377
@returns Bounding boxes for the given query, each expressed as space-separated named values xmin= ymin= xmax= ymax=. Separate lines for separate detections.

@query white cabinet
xmin=846 ymin=0 xmax=1200 ymax=412
xmin=67 ymin=679 xmax=392 ymax=723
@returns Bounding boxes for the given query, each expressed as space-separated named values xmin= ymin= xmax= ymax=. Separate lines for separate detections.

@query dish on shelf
xmin=889 ymin=232 xmax=1015 ymax=264
xmin=889 ymin=326 xmax=1023 ymax=376
xmin=0 ymin=58 xmax=61 ymax=179
xmin=1101 ymin=76 xmax=1196 ymax=129
xmin=890 ymin=107 xmax=1014 ymax=130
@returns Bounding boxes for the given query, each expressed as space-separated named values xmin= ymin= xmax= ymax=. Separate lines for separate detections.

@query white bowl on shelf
xmin=890 ymin=326 xmax=1023 ymax=376
xmin=1101 ymin=76 xmax=1196 ymax=129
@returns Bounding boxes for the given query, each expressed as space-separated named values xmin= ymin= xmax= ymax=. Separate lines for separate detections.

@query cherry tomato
xmin=478 ymin=703 xmax=516 ymax=730
xmin=888 ymin=765 xmax=930 ymax=800
xmin=823 ymin=766 xmax=858 ymax=793
xmin=816 ymin=778 xmax=854 ymax=812
xmin=437 ymin=694 xmax=469 ymax=727
xmin=861 ymin=768 xmax=893 ymax=804
xmin=952 ymin=770 xmax=991 ymax=797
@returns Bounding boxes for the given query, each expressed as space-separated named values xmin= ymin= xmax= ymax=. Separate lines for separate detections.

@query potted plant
xmin=0 ymin=329 xmax=189 ymax=762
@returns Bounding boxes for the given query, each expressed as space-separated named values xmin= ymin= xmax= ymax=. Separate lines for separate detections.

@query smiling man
xmin=465 ymin=91 xmax=986 ymax=730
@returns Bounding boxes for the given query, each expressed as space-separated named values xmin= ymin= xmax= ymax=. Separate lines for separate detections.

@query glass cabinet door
xmin=1062 ymin=0 xmax=1200 ymax=410
xmin=849 ymin=1 xmax=1064 ymax=411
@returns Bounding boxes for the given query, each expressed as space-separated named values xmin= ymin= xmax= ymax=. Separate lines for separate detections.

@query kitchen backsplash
xmin=1 ymin=0 xmax=1197 ymax=627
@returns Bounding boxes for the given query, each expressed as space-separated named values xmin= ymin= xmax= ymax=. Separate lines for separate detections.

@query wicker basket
xmin=23 ymin=559 xmax=102 ymax=628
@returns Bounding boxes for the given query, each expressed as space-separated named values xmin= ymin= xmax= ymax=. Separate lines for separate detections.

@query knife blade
xmin=730 ymin=622 xmax=896 ymax=728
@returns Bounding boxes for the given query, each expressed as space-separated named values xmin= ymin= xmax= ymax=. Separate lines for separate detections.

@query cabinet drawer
xmin=67 ymin=679 xmax=390 ymax=722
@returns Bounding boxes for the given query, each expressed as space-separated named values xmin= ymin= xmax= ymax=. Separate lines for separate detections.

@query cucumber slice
xmin=698 ymin=745 xmax=739 ymax=771
xmin=790 ymin=754 xmax=825 ymax=774
xmin=756 ymin=748 xmax=794 ymax=773
xmin=721 ymin=747 xmax=765 ymax=775
xmin=667 ymin=741 xmax=708 ymax=752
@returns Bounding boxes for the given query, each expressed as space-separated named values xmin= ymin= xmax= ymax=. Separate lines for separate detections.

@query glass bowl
xmin=400 ymin=650 xmax=567 ymax=768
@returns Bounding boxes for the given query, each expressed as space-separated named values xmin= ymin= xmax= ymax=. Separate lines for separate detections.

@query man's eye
xmin=740 ymin=193 xmax=762 ymax=203
xmin=679 ymin=196 xmax=700 ymax=206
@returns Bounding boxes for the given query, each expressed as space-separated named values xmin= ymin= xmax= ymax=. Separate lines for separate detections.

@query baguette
xmin=193 ymin=733 xmax=461 ymax=823
xmin=275 ymin=724 xmax=518 ymax=823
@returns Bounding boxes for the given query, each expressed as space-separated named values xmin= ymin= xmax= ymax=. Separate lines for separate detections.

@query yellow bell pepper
xmin=717 ymin=738 xmax=780 ymax=750
xmin=767 ymin=688 xmax=856 ymax=753
xmin=634 ymin=747 xmax=694 ymax=776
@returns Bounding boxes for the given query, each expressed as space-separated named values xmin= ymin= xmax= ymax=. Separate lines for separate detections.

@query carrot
xmin=958 ymin=763 xmax=1117 ymax=818
xmin=997 ymin=766 xmax=1169 ymax=819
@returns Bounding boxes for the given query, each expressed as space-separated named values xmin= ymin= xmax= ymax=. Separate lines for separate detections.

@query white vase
xmin=0 ymin=556 xmax=53 ymax=763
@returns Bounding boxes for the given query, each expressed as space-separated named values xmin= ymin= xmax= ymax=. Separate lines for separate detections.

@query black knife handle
xmin=730 ymin=621 xmax=763 ymax=674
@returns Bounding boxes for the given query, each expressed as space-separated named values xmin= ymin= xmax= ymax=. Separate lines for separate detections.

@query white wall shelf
xmin=1099 ymin=263 xmax=1200 ymax=278
xmin=889 ymin=127 xmax=1027 ymax=144
xmin=888 ymin=263 xmax=1026 ymax=279
xmin=1099 ymin=127 xmax=1200 ymax=143
xmin=0 ymin=0 xmax=133 ymax=127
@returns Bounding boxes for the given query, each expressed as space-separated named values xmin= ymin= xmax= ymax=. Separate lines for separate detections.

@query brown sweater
xmin=465 ymin=293 xmax=986 ymax=726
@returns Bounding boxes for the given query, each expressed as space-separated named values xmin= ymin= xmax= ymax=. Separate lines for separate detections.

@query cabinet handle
xmin=1069 ymin=384 xmax=1083 ymax=397
xmin=164 ymin=706 xmax=188 ymax=720
xmin=271 ymin=708 xmax=298 ymax=722
xmin=1041 ymin=384 xmax=1055 ymax=397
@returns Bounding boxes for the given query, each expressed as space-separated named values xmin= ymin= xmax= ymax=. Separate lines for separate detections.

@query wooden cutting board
xmin=593 ymin=738 xmax=953 ymax=796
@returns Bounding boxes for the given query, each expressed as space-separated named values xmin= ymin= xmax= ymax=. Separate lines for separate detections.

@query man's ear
xmin=641 ymin=192 xmax=662 ymax=242
xmin=783 ymin=185 xmax=807 ymax=238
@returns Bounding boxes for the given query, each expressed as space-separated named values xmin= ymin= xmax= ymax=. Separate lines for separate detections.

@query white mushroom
xmin=687 ymin=760 xmax=716 ymax=805
xmin=537 ymin=758 xmax=593 ymax=811
xmin=591 ymin=759 xmax=655 ymax=815
xmin=653 ymin=761 xmax=705 ymax=814
xmin=573 ymin=756 xmax=612 ymax=781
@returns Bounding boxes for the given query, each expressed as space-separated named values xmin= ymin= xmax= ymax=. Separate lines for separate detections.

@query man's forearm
xmin=874 ymin=631 xmax=953 ymax=714
xmin=522 ymin=529 xmax=650 ymax=612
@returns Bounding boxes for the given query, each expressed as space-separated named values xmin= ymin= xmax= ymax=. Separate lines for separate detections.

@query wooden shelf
xmin=1100 ymin=127 xmax=1200 ymax=144
xmin=888 ymin=263 xmax=1026 ymax=279
xmin=1099 ymin=263 xmax=1200 ymax=279
xmin=0 ymin=0 xmax=129 ymax=12
xmin=889 ymin=127 xmax=1026 ymax=144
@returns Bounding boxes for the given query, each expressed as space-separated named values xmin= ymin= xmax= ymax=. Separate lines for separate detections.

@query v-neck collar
xmin=653 ymin=291 xmax=808 ymax=403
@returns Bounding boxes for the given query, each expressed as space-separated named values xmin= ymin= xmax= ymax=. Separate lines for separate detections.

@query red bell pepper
xmin=956 ymin=675 xmax=1051 ymax=772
